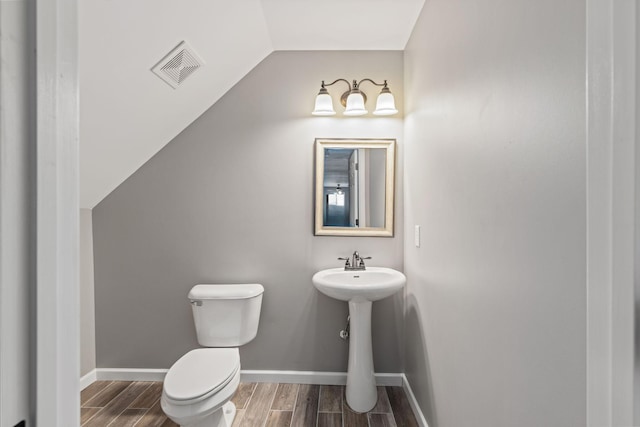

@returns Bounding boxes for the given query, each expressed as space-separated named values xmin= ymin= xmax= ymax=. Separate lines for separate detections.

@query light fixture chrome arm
xmin=354 ymin=78 xmax=388 ymax=89
xmin=322 ymin=78 xmax=352 ymax=89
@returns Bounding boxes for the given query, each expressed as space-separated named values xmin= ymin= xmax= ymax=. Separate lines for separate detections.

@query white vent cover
xmin=151 ymin=41 xmax=204 ymax=89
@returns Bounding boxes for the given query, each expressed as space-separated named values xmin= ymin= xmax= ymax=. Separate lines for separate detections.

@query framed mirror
xmin=314 ymin=138 xmax=395 ymax=237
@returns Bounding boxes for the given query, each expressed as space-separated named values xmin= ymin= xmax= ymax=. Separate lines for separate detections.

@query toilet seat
xmin=163 ymin=348 xmax=240 ymax=405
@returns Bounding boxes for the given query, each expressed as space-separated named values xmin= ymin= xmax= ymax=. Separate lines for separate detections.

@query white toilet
xmin=161 ymin=284 xmax=264 ymax=427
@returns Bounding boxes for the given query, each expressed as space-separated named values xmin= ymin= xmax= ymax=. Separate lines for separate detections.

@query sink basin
xmin=312 ymin=267 xmax=406 ymax=302
xmin=312 ymin=266 xmax=406 ymax=412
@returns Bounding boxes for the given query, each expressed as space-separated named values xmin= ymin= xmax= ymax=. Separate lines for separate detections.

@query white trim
xmin=586 ymin=0 xmax=614 ymax=425
xmin=90 ymin=368 xmax=403 ymax=386
xmin=240 ymin=370 xmax=403 ymax=386
xmin=402 ymin=374 xmax=429 ymax=427
xmin=36 ymin=0 xmax=79 ymax=424
xmin=0 ymin=2 xmax=33 ymax=424
xmin=586 ymin=0 xmax=637 ymax=426
xmin=96 ymin=368 xmax=168 ymax=382
xmin=80 ymin=371 xmax=97 ymax=391
xmin=610 ymin=1 xmax=636 ymax=425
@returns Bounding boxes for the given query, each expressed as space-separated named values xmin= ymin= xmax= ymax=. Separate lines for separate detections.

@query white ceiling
xmin=79 ymin=0 xmax=425 ymax=208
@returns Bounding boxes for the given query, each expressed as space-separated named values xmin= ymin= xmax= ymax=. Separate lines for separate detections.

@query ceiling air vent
xmin=151 ymin=41 xmax=204 ymax=89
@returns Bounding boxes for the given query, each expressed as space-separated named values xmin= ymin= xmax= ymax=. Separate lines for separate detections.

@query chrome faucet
xmin=338 ymin=251 xmax=372 ymax=271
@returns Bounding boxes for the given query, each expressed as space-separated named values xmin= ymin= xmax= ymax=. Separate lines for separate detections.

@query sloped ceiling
xmin=79 ymin=0 xmax=424 ymax=208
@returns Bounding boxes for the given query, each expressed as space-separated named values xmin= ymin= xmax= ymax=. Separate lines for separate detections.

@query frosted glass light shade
xmin=344 ymin=91 xmax=367 ymax=116
xmin=312 ymin=92 xmax=336 ymax=116
xmin=373 ymin=90 xmax=398 ymax=115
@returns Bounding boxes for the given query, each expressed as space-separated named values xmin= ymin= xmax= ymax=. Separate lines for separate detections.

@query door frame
xmin=586 ymin=0 xmax=637 ymax=425
xmin=36 ymin=0 xmax=80 ymax=424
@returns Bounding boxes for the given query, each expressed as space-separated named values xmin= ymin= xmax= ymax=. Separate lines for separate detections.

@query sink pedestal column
xmin=346 ymin=300 xmax=377 ymax=413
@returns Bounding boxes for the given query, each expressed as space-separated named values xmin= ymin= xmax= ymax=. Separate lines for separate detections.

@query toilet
xmin=161 ymin=284 xmax=264 ymax=427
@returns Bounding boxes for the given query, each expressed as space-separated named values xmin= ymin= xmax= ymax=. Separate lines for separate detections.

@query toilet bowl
xmin=161 ymin=284 xmax=264 ymax=427
xmin=161 ymin=348 xmax=240 ymax=427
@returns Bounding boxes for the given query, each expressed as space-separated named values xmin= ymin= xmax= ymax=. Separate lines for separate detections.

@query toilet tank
xmin=188 ymin=284 xmax=264 ymax=347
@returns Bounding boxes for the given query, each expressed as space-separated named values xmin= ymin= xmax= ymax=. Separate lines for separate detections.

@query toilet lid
xmin=164 ymin=348 xmax=240 ymax=402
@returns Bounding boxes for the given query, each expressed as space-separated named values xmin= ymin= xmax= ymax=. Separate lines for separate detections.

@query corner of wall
xmin=80 ymin=208 xmax=96 ymax=377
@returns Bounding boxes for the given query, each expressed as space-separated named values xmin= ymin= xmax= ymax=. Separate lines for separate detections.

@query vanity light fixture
xmin=312 ymin=79 xmax=398 ymax=116
xmin=335 ymin=184 xmax=344 ymax=195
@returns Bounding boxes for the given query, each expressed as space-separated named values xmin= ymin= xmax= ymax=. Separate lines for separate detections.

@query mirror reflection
xmin=315 ymin=139 xmax=395 ymax=237
xmin=322 ymin=148 xmax=386 ymax=228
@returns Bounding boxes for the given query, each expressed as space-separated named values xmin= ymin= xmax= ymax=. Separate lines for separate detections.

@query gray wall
xmin=0 ymin=1 xmax=33 ymax=425
xmin=403 ymin=1 xmax=586 ymax=426
xmin=93 ymin=51 xmax=405 ymax=372
xmin=80 ymin=208 xmax=96 ymax=376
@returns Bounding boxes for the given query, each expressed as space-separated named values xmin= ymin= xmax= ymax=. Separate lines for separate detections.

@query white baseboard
xmin=240 ymin=370 xmax=403 ymax=386
xmin=96 ymin=368 xmax=168 ymax=382
xmin=80 ymin=369 xmax=97 ymax=390
xmin=402 ymin=374 xmax=429 ymax=427
xmin=89 ymin=368 xmax=402 ymax=387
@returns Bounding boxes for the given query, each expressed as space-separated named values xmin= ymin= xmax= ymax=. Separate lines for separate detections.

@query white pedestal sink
xmin=312 ymin=267 xmax=406 ymax=413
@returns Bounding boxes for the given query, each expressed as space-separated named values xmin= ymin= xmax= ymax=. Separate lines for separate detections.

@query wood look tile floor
xmin=81 ymin=381 xmax=418 ymax=427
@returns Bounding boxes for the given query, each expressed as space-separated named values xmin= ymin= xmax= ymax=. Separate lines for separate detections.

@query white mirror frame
xmin=314 ymin=138 xmax=396 ymax=237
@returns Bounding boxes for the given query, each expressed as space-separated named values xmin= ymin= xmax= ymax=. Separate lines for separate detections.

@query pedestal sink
xmin=312 ymin=267 xmax=406 ymax=413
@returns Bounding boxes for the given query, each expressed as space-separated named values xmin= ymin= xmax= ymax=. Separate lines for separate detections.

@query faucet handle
xmin=358 ymin=256 xmax=372 ymax=267
xmin=338 ymin=257 xmax=351 ymax=267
